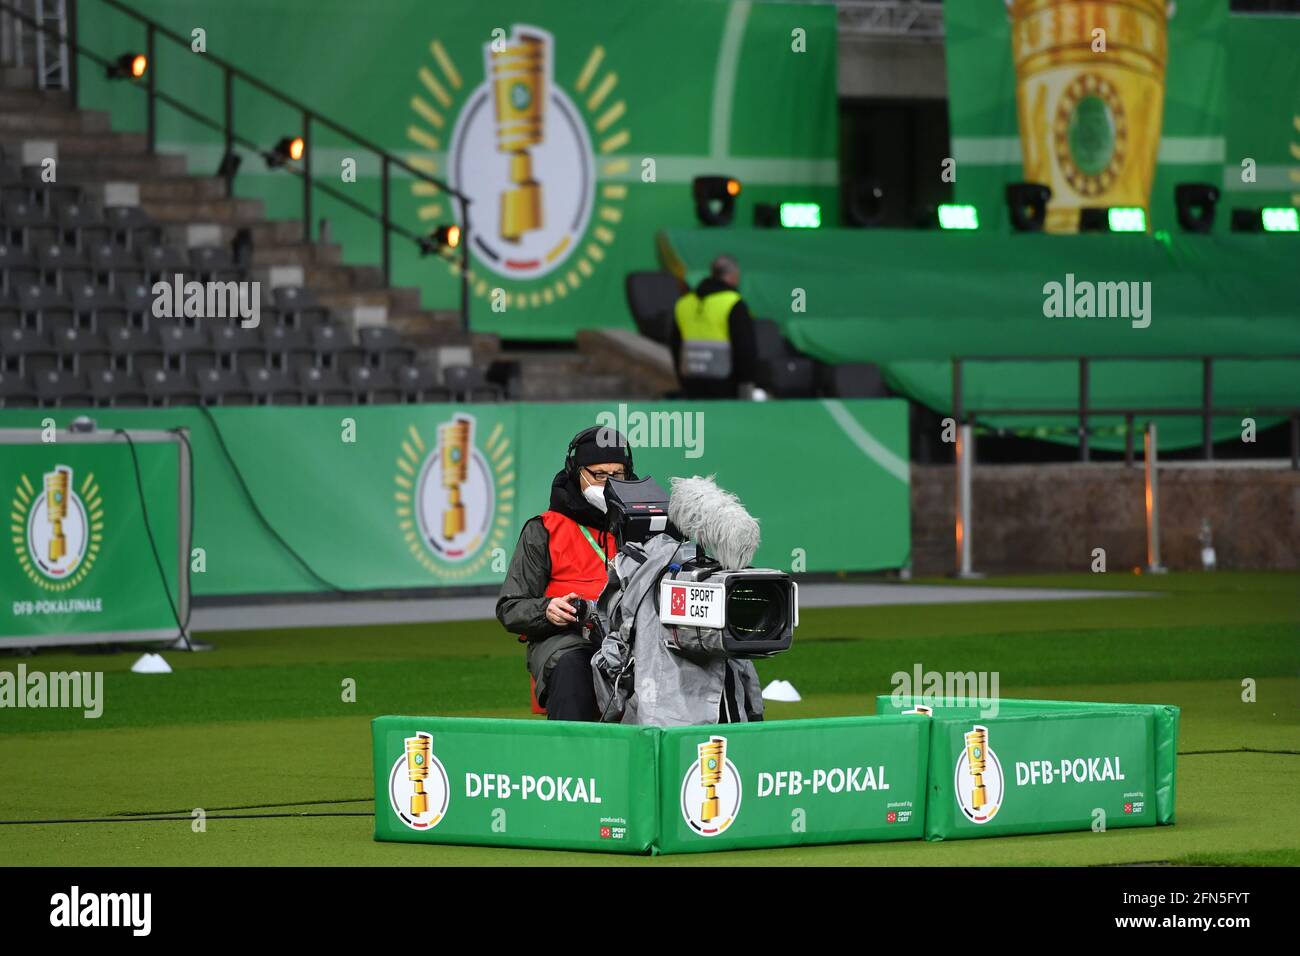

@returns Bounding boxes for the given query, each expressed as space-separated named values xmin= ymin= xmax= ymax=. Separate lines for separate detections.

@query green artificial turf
xmin=1 ymin=571 xmax=1296 ymax=866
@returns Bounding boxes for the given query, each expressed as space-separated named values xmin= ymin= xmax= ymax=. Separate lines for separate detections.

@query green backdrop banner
xmin=661 ymin=227 xmax=1300 ymax=450
xmin=77 ymin=0 xmax=838 ymax=339
xmin=655 ymin=716 xmax=929 ymax=854
xmin=944 ymin=0 xmax=1228 ymax=234
xmin=0 ymin=400 xmax=910 ymax=597
xmin=1224 ymin=15 xmax=1300 ymax=211
xmin=0 ymin=430 xmax=184 ymax=645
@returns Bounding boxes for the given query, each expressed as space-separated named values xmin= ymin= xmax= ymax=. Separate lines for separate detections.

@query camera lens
xmin=725 ymin=581 xmax=786 ymax=642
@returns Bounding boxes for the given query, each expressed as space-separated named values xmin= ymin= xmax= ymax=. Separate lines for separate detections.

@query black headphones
xmin=565 ymin=425 xmax=635 ymax=479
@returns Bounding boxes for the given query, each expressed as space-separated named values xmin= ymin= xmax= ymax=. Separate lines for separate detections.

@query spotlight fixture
xmin=692 ymin=176 xmax=741 ymax=227
xmin=779 ymin=202 xmax=821 ymax=229
xmin=1174 ymin=183 xmax=1219 ymax=234
xmin=753 ymin=203 xmax=779 ymax=228
xmin=264 ymin=135 xmax=305 ymax=169
xmin=106 ymin=53 xmax=147 ymax=80
xmin=937 ymin=204 xmax=979 ymax=230
xmin=1005 ymin=182 xmax=1051 ymax=232
xmin=418 ymin=224 xmax=461 ymax=256
xmin=1232 ymin=207 xmax=1299 ymax=233
xmin=1081 ymin=207 xmax=1146 ymax=233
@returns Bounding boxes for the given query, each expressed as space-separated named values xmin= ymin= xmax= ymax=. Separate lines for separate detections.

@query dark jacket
xmin=669 ymin=276 xmax=757 ymax=387
xmin=495 ymin=468 xmax=614 ymax=641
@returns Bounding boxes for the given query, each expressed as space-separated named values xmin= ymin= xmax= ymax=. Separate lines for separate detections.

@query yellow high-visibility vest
xmin=674 ymin=289 xmax=740 ymax=344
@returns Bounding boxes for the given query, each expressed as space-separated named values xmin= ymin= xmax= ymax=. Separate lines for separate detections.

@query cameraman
xmin=495 ymin=426 xmax=633 ymax=721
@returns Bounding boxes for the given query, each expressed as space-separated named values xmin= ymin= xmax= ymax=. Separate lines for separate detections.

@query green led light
xmin=1261 ymin=207 xmax=1299 ymax=233
xmin=779 ymin=202 xmax=821 ymax=228
xmin=937 ymin=204 xmax=979 ymax=230
xmin=1107 ymin=207 xmax=1146 ymax=232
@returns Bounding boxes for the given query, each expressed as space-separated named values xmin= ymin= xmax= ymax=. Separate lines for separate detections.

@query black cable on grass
xmin=196 ymin=403 xmax=348 ymax=595
xmin=117 ymin=428 xmax=191 ymax=650
xmin=0 ymin=812 xmax=373 ymax=826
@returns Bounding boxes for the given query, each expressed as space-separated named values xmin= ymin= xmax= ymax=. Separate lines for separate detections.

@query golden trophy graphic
xmin=964 ymin=726 xmax=989 ymax=811
xmin=439 ymin=416 xmax=473 ymax=540
xmin=405 ymin=733 xmax=432 ymax=816
xmin=1009 ymin=0 xmax=1169 ymax=232
xmin=45 ymin=467 xmax=70 ymax=563
xmin=490 ymin=28 xmax=546 ymax=242
xmin=698 ymin=736 xmax=727 ymax=823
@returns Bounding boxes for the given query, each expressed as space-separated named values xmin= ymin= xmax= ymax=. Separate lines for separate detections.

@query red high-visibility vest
xmin=524 ymin=510 xmax=617 ymax=713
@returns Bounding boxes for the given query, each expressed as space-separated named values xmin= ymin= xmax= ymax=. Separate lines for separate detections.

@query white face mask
xmin=582 ymin=482 xmax=608 ymax=513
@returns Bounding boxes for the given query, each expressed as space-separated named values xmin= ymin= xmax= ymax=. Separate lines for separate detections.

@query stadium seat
xmin=0 ymin=241 xmax=38 ymax=292
xmin=102 ymin=205 xmax=158 ymax=249
xmin=142 ymin=367 xmax=201 ymax=406
xmin=48 ymin=326 xmax=107 ymax=374
xmin=33 ymin=368 xmax=92 ymax=407
xmin=0 ymin=323 xmax=57 ymax=374
xmin=137 ymin=243 xmax=190 ymax=283
xmin=16 ymin=282 xmax=74 ymax=329
xmin=87 ymin=367 xmax=148 ymax=407
xmin=751 ymin=318 xmax=816 ymax=398
xmin=395 ymin=364 xmax=449 ymax=403
xmin=625 ymin=271 xmax=684 ymax=346
xmin=57 ymin=199 xmax=106 ymax=250
xmin=272 ymin=285 xmax=330 ymax=327
xmin=296 ymin=366 xmax=352 ymax=405
xmin=2 ymin=197 xmax=53 ymax=246
xmin=70 ymin=281 xmax=128 ymax=330
xmin=156 ymin=322 xmax=211 ymax=373
xmin=0 ymin=368 xmax=35 ymax=408
xmin=104 ymin=323 xmax=164 ymax=374
xmin=260 ymin=323 xmax=311 ymax=370
xmin=308 ymin=322 xmax=358 ymax=369
xmin=356 ymin=325 xmax=415 ymax=368
xmin=443 ymin=363 xmax=503 ymax=402
xmin=209 ymin=324 xmax=265 ymax=371
xmin=189 ymin=245 xmax=237 ymax=281
xmin=35 ymin=241 xmax=90 ymax=290
xmin=242 ymin=366 xmax=300 ymax=405
xmin=193 ymin=367 xmax=250 ymax=406
xmin=87 ymin=239 xmax=139 ymax=285
xmin=344 ymin=365 xmax=401 ymax=405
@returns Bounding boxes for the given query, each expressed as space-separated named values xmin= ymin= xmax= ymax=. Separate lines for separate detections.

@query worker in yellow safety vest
xmin=670 ymin=254 xmax=756 ymax=399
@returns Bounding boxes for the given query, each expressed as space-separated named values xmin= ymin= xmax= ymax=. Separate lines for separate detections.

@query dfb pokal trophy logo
xmin=680 ymin=735 xmax=742 ymax=837
xmin=395 ymin=413 xmax=514 ymax=582
xmin=387 ymin=731 xmax=451 ymax=830
xmin=406 ymin=23 xmax=631 ymax=312
xmin=954 ymin=724 xmax=1005 ymax=824
xmin=12 ymin=464 xmax=103 ymax=590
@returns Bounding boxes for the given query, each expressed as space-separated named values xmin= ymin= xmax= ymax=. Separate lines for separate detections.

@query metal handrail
xmin=3 ymin=0 xmax=471 ymax=331
xmin=950 ymin=354 xmax=1300 ymax=468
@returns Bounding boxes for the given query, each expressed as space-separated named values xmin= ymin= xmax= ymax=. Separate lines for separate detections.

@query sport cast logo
xmin=680 ymin=735 xmax=742 ymax=837
xmin=388 ymin=732 xmax=451 ymax=830
xmin=954 ymin=724 xmax=1005 ymax=824
xmin=11 ymin=465 xmax=103 ymax=591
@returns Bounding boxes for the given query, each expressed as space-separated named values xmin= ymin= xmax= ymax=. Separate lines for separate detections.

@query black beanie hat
xmin=570 ymin=426 xmax=633 ymax=470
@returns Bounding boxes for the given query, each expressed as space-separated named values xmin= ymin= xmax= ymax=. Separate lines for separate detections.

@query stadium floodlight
xmin=264 ymin=135 xmax=306 ymax=169
xmin=1005 ymin=182 xmax=1050 ymax=232
xmin=418 ymin=224 xmax=461 ymax=257
xmin=1261 ymin=207 xmax=1299 ymax=233
xmin=937 ymin=204 xmax=979 ymax=230
xmin=779 ymin=202 xmax=821 ymax=229
xmin=692 ymin=176 xmax=741 ymax=227
xmin=1107 ymin=207 xmax=1147 ymax=232
xmin=1174 ymin=183 xmax=1219 ymax=233
xmin=106 ymin=53 xmax=148 ymax=81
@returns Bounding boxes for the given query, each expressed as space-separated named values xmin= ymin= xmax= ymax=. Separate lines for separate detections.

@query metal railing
xmin=951 ymin=354 xmax=1300 ymax=468
xmin=2 ymin=0 xmax=472 ymax=331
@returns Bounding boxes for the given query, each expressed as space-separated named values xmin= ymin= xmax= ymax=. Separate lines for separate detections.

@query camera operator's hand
xmin=545 ymin=592 xmax=580 ymax=627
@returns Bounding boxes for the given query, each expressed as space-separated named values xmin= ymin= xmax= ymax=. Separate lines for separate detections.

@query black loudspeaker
xmin=1175 ymin=183 xmax=1219 ymax=234
xmin=1006 ymin=182 xmax=1051 ymax=232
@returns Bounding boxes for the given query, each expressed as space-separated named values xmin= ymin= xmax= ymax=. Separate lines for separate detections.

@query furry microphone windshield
xmin=668 ymin=475 xmax=760 ymax=571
